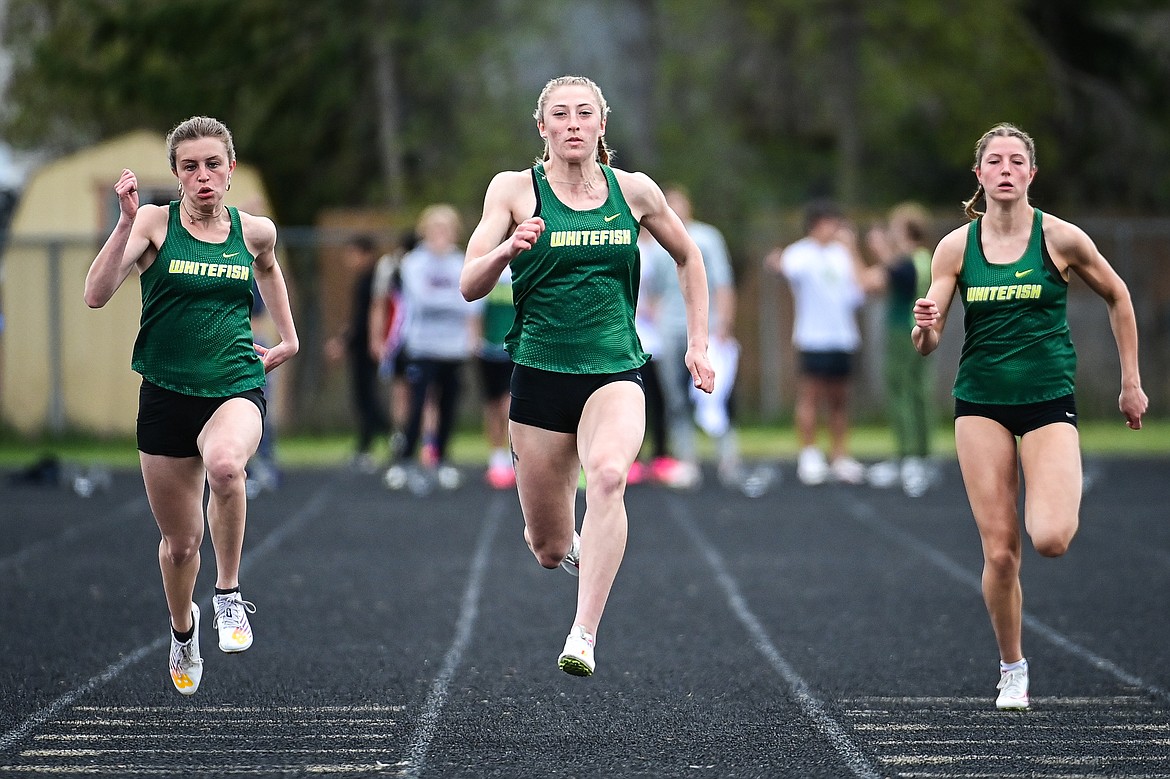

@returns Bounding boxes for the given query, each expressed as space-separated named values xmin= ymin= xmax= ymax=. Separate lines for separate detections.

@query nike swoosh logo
xmin=223 ymin=252 xmax=240 ymax=258
xmin=1065 ymin=412 xmax=1076 ymax=418
xmin=604 ymin=213 xmax=621 ymax=222
xmin=1014 ymin=269 xmax=1034 ymax=278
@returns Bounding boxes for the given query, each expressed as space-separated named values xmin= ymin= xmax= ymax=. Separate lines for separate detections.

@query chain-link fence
xmin=2 ymin=217 xmax=1166 ymax=437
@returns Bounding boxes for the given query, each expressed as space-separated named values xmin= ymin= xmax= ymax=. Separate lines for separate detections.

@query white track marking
xmin=669 ymin=495 xmax=883 ymax=779
xmin=839 ymin=493 xmax=1170 ymax=702
xmin=398 ymin=493 xmax=503 ymax=778
xmin=0 ymin=480 xmax=337 ymax=753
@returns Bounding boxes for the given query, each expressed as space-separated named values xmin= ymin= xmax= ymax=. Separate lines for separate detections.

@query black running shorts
xmin=509 ymin=364 xmax=644 ymax=434
xmin=137 ymin=379 xmax=267 ymax=457
xmin=954 ymin=393 xmax=1077 ymax=437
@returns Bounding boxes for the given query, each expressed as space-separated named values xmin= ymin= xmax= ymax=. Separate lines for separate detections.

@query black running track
xmin=2 ymin=457 xmax=1169 ymax=778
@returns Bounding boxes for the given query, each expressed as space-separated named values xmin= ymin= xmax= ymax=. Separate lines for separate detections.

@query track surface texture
xmin=2 ymin=456 xmax=1169 ymax=778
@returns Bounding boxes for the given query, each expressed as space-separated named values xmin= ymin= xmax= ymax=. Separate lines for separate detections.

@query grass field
xmin=1 ymin=418 xmax=1163 ymax=472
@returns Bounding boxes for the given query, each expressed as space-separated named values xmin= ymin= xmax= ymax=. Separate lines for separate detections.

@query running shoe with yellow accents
xmin=169 ymin=603 xmax=203 ymax=695
xmin=212 ymin=591 xmax=256 ymax=653
xmin=557 ymin=624 xmax=596 ymax=677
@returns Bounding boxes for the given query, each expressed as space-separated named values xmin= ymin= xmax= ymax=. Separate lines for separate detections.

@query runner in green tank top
xmin=84 ymin=116 xmax=298 ymax=696
xmin=953 ymin=208 xmax=1076 ymax=405
xmin=133 ymin=201 xmax=265 ymax=396
xmin=507 ymin=162 xmax=647 ymax=374
xmin=912 ymin=123 xmax=1146 ymax=711
xmin=462 ymin=75 xmax=714 ymax=678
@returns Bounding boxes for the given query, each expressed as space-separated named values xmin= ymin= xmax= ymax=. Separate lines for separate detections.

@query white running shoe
xmin=557 ymin=624 xmax=596 ymax=676
xmin=559 ymin=531 xmax=581 ymax=577
xmin=996 ymin=665 xmax=1030 ymax=710
xmin=830 ymin=456 xmax=866 ymax=485
xmin=436 ymin=465 xmax=461 ymax=490
xmin=901 ymin=457 xmax=930 ymax=497
xmin=866 ymin=459 xmax=900 ymax=488
xmin=383 ymin=464 xmax=408 ymax=490
xmin=660 ymin=460 xmax=702 ymax=490
xmin=212 ymin=592 xmax=256 ymax=653
xmin=169 ymin=603 xmax=203 ymax=695
xmin=797 ymin=447 xmax=828 ymax=485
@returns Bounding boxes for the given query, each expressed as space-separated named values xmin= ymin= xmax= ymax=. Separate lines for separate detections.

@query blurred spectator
xmin=627 ymin=229 xmax=670 ymax=486
xmin=765 ymin=200 xmax=867 ymax=485
xmin=246 ymin=280 xmax=281 ymax=496
xmin=383 ymin=205 xmax=480 ymax=491
xmin=639 ymin=187 xmax=739 ymax=488
xmin=863 ymin=202 xmax=934 ymax=496
xmin=369 ymin=230 xmax=429 ymax=462
xmin=325 ymin=235 xmax=390 ymax=472
xmin=475 ymin=265 xmax=516 ymax=489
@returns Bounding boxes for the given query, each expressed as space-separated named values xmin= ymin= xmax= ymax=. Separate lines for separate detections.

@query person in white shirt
xmin=765 ymin=200 xmax=867 ymax=485
xmin=641 ymin=187 xmax=739 ymax=488
xmin=383 ymin=204 xmax=481 ymax=491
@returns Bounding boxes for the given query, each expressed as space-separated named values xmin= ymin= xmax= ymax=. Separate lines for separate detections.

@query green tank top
xmin=131 ymin=202 xmax=266 ymax=396
xmin=953 ymin=208 xmax=1076 ymax=404
xmin=506 ymin=164 xmax=649 ymax=373
xmin=482 ymin=272 xmax=514 ymax=350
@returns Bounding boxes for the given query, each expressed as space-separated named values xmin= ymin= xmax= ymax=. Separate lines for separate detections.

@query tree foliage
xmin=3 ymin=0 xmax=1169 ymax=231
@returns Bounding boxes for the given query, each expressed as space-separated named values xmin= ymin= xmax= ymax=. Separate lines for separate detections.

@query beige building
xmin=1 ymin=130 xmax=269 ymax=436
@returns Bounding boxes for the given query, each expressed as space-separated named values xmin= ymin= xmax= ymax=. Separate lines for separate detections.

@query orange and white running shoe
xmin=169 ymin=603 xmax=203 ymax=695
xmin=212 ymin=591 xmax=256 ymax=653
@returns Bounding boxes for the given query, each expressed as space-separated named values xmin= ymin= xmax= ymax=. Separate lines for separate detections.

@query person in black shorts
xmin=84 ymin=116 xmax=299 ymax=695
xmin=913 ymin=123 xmax=1146 ymax=710
xmin=460 ymin=75 xmax=715 ymax=677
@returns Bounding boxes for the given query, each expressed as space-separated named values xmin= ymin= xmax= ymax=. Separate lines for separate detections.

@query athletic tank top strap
xmin=505 ymin=164 xmax=647 ymax=374
xmin=954 ymin=208 xmax=1076 ymax=405
xmin=131 ymin=202 xmax=265 ymax=396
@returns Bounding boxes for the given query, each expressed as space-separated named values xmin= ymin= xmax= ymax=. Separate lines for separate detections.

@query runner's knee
xmin=161 ymin=533 xmax=201 ymax=566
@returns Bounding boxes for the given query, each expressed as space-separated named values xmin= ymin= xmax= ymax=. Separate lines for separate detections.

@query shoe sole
xmin=219 ymin=634 xmax=253 ymax=653
xmin=558 ymin=656 xmax=593 ymax=677
xmin=996 ymin=701 xmax=1030 ymax=711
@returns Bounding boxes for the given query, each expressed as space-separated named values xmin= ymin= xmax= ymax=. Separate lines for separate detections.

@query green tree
xmin=1 ymin=0 xmax=538 ymax=224
xmin=4 ymin=0 xmax=1169 ymax=228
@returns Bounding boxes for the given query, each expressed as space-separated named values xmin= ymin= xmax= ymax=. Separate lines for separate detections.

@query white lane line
xmin=72 ymin=705 xmax=404 ymax=713
xmin=846 ymin=695 xmax=1152 ymax=706
xmin=883 ymin=755 xmax=1170 ymax=766
xmin=0 ymin=479 xmax=338 ymax=754
xmin=55 ymin=719 xmax=396 ymax=728
xmin=873 ymin=738 xmax=1170 ymax=747
xmin=900 ymin=774 xmax=1170 ymax=779
xmin=0 ymin=763 xmax=400 ymax=775
xmin=36 ymin=733 xmax=400 ymax=742
xmin=399 ymin=493 xmax=503 ymax=779
xmin=669 ymin=495 xmax=882 ymax=779
xmin=839 ymin=493 xmax=1170 ymax=703
xmin=0 ymin=639 xmax=166 ymax=754
xmin=22 ymin=748 xmax=395 ymax=757
xmin=852 ymin=723 xmax=1064 ymax=731
xmin=0 ymin=497 xmax=149 ymax=573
